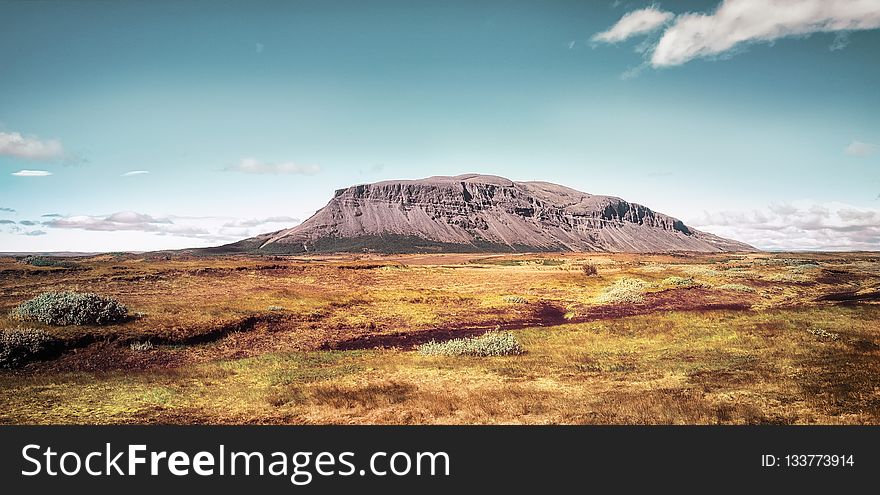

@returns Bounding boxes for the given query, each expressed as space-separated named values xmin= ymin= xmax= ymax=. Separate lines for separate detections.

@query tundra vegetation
xmin=0 ymin=251 xmax=878 ymax=424
xmin=12 ymin=291 xmax=128 ymax=326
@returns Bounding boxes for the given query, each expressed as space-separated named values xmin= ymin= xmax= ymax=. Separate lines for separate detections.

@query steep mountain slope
xmin=221 ymin=174 xmax=754 ymax=253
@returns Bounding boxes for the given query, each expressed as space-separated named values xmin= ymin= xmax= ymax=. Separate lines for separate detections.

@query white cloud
xmin=23 ymin=230 xmax=47 ymax=236
xmin=593 ymin=0 xmax=880 ymax=67
xmin=689 ymin=200 xmax=880 ymax=250
xmin=845 ymin=140 xmax=878 ymax=156
xmin=122 ymin=170 xmax=150 ymax=176
xmin=11 ymin=170 xmax=53 ymax=177
xmin=40 ymin=211 xmax=300 ymax=246
xmin=0 ymin=131 xmax=64 ymax=160
xmin=45 ymin=212 xmax=207 ymax=236
xmin=225 ymin=157 xmax=320 ymax=175
xmin=592 ymin=6 xmax=674 ymax=43
xmin=222 ymin=216 xmax=299 ymax=228
xmin=652 ymin=0 xmax=880 ymax=66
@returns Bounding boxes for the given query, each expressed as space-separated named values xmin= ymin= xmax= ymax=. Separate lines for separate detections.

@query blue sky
xmin=1 ymin=0 xmax=879 ymax=251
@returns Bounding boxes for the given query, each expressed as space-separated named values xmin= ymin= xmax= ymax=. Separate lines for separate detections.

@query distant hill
xmin=212 ymin=174 xmax=754 ymax=254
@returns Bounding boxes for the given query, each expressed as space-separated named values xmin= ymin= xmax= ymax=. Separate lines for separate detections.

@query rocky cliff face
xmin=227 ymin=174 xmax=754 ymax=253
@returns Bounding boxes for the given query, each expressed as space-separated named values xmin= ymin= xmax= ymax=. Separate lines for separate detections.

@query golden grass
xmin=0 ymin=252 xmax=878 ymax=424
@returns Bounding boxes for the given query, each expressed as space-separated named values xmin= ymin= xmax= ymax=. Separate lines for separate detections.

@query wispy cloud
xmin=221 ymin=216 xmax=299 ymax=228
xmin=593 ymin=0 xmax=880 ymax=67
xmin=225 ymin=157 xmax=320 ymax=175
xmin=0 ymin=220 xmax=15 ymax=224
xmin=41 ymin=211 xmax=296 ymax=244
xmin=19 ymin=220 xmax=38 ymax=226
xmin=689 ymin=200 xmax=880 ymax=250
xmin=256 ymin=42 xmax=265 ymax=54
xmin=0 ymin=207 xmax=14 ymax=213
xmin=0 ymin=131 xmax=64 ymax=160
xmin=845 ymin=140 xmax=878 ymax=156
xmin=121 ymin=170 xmax=150 ymax=177
xmin=592 ymin=6 xmax=674 ymax=43
xmin=829 ymin=31 xmax=851 ymax=50
xmin=22 ymin=230 xmax=47 ymax=236
xmin=11 ymin=170 xmax=53 ymax=177
xmin=45 ymin=211 xmax=209 ymax=237
xmin=41 ymin=213 xmax=62 ymax=218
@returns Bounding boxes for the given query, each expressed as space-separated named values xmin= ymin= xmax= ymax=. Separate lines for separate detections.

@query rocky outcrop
xmin=226 ymin=174 xmax=754 ymax=253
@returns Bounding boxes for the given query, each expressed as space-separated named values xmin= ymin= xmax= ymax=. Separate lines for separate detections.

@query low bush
xmin=790 ymin=263 xmax=821 ymax=273
xmin=418 ymin=331 xmax=523 ymax=357
xmin=662 ymin=276 xmax=699 ymax=288
xmin=502 ymin=295 xmax=529 ymax=304
xmin=129 ymin=341 xmax=155 ymax=351
xmin=594 ymin=278 xmax=651 ymax=304
xmin=809 ymin=328 xmax=839 ymax=341
xmin=19 ymin=255 xmax=77 ymax=269
xmin=13 ymin=291 xmax=128 ymax=326
xmin=581 ymin=263 xmax=599 ymax=276
xmin=680 ymin=265 xmax=721 ymax=277
xmin=0 ymin=328 xmax=57 ymax=368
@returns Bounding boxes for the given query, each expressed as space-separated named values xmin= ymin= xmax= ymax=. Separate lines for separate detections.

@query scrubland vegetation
xmin=418 ymin=331 xmax=523 ymax=356
xmin=0 ymin=251 xmax=878 ymax=424
xmin=12 ymin=291 xmax=128 ymax=326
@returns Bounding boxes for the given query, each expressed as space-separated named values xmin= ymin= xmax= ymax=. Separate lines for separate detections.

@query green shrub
xmin=19 ymin=255 xmax=77 ymax=269
xmin=594 ymin=278 xmax=651 ymax=304
xmin=662 ymin=276 xmax=700 ymax=288
xmin=809 ymin=328 xmax=839 ymax=341
xmin=13 ymin=291 xmax=128 ymax=326
xmin=790 ymin=263 xmax=820 ymax=273
xmin=418 ymin=331 xmax=523 ymax=357
xmin=129 ymin=341 xmax=155 ymax=351
xmin=680 ymin=265 xmax=720 ymax=277
xmin=0 ymin=328 xmax=57 ymax=368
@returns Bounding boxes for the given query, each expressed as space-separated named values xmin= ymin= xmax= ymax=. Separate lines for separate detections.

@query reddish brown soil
xmin=329 ymin=288 xmax=755 ymax=351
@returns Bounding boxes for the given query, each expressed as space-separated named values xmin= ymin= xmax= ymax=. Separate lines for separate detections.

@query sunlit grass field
xmin=1 ymin=251 xmax=878 ymax=424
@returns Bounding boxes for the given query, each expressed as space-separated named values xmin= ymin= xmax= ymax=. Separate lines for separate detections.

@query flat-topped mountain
xmin=218 ymin=174 xmax=754 ymax=254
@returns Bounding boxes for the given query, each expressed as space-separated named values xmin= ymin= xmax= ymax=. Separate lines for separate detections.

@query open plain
xmin=1 ymin=251 xmax=878 ymax=424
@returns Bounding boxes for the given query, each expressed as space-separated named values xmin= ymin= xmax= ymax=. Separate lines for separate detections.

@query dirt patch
xmin=578 ymin=287 xmax=754 ymax=322
xmin=13 ymin=313 xmax=293 ymax=374
xmin=816 ymin=290 xmax=880 ymax=303
xmin=29 ymin=340 xmax=189 ymax=373
xmin=328 ymin=290 xmax=753 ymax=351
xmin=327 ymin=302 xmax=568 ymax=351
xmin=815 ymin=269 xmax=863 ymax=285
